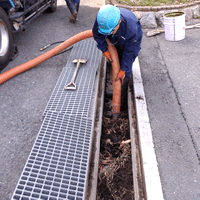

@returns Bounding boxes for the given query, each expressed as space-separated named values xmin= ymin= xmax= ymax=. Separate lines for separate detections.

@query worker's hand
xmin=115 ymin=69 xmax=125 ymax=83
xmin=104 ymin=51 xmax=113 ymax=62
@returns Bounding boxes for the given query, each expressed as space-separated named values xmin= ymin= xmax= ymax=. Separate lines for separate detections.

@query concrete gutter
xmin=128 ymin=57 xmax=164 ymax=200
xmin=86 ymin=57 xmax=106 ymax=200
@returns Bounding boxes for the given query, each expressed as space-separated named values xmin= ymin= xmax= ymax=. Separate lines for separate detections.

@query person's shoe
xmin=72 ymin=3 xmax=79 ymax=23
xmin=69 ymin=11 xmax=77 ymax=23
xmin=66 ymin=0 xmax=77 ymax=23
xmin=73 ymin=18 xmax=78 ymax=23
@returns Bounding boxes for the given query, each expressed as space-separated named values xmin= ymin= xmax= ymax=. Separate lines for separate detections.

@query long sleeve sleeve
xmin=92 ymin=19 xmax=108 ymax=53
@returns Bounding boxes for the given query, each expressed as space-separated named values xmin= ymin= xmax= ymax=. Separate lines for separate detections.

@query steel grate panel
xmin=12 ymin=111 xmax=93 ymax=200
xmin=43 ymin=67 xmax=96 ymax=117
xmin=43 ymin=39 xmax=101 ymax=117
xmin=12 ymin=38 xmax=102 ymax=199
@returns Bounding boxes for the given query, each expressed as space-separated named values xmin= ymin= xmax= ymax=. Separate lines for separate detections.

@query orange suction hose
xmin=107 ymin=39 xmax=121 ymax=114
xmin=0 ymin=30 xmax=93 ymax=85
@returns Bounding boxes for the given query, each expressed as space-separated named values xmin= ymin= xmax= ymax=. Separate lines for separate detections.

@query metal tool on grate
xmin=64 ymin=59 xmax=88 ymax=90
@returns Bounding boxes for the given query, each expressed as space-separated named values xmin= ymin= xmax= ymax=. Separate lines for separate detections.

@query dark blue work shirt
xmin=92 ymin=8 xmax=143 ymax=77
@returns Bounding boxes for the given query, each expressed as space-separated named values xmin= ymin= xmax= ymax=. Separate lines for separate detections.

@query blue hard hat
xmin=97 ymin=5 xmax=120 ymax=35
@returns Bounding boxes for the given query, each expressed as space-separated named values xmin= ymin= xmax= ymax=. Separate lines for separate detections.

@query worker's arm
xmin=92 ymin=19 xmax=108 ymax=53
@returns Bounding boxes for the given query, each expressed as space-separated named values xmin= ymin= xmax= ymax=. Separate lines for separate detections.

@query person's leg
xmin=120 ymin=35 xmax=143 ymax=109
xmin=120 ymin=77 xmax=130 ymax=109
xmin=73 ymin=2 xmax=79 ymax=23
xmin=65 ymin=0 xmax=77 ymax=23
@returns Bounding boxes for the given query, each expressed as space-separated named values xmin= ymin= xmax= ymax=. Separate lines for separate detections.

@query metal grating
xmin=43 ymin=67 xmax=96 ymax=117
xmin=64 ymin=39 xmax=101 ymax=71
xmin=43 ymin=39 xmax=101 ymax=117
xmin=12 ymin=38 xmax=102 ymax=200
xmin=12 ymin=111 xmax=93 ymax=200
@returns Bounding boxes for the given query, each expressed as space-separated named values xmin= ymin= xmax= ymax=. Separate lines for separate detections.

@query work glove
xmin=115 ymin=69 xmax=125 ymax=83
xmin=104 ymin=51 xmax=113 ymax=63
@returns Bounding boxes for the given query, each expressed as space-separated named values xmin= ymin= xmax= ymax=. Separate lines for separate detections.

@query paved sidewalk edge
xmin=132 ymin=57 xmax=164 ymax=200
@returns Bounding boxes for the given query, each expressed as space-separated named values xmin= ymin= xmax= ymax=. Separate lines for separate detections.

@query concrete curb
xmin=110 ymin=0 xmax=200 ymax=11
xmin=130 ymin=57 xmax=164 ymax=200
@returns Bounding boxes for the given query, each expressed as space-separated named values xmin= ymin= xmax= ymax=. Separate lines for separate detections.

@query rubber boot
xmin=121 ymin=78 xmax=130 ymax=110
xmin=65 ymin=0 xmax=77 ymax=23
xmin=73 ymin=3 xmax=79 ymax=23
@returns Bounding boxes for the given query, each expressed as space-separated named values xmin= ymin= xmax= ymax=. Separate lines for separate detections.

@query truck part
xmin=0 ymin=0 xmax=57 ymax=69
xmin=49 ymin=0 xmax=57 ymax=12
xmin=64 ymin=58 xmax=88 ymax=90
xmin=10 ymin=0 xmax=57 ymax=32
xmin=0 ymin=29 xmax=93 ymax=84
xmin=0 ymin=7 xmax=14 ymax=70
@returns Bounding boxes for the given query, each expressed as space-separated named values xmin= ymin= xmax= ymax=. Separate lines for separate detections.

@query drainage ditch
xmin=86 ymin=58 xmax=143 ymax=200
xmin=96 ymin=63 xmax=134 ymax=199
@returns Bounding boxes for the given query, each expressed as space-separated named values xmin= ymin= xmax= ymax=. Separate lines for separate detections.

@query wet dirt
xmin=96 ymin=64 xmax=134 ymax=200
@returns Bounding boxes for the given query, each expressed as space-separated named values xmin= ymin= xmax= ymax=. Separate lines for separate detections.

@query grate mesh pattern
xmin=43 ymin=39 xmax=101 ymax=117
xmin=12 ymin=39 xmax=101 ymax=200
xmin=64 ymin=39 xmax=101 ymax=70
xmin=12 ymin=111 xmax=93 ymax=200
xmin=43 ymin=67 xmax=96 ymax=117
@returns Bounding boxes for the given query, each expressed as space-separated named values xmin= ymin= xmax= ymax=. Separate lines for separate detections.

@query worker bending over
xmin=92 ymin=5 xmax=143 ymax=108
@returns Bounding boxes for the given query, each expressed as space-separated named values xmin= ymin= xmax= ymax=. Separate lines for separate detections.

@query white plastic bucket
xmin=164 ymin=12 xmax=185 ymax=41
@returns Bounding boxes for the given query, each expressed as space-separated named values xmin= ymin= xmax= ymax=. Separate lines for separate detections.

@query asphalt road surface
xmin=140 ymin=18 xmax=200 ymax=200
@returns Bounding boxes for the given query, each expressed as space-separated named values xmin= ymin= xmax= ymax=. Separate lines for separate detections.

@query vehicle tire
xmin=0 ymin=7 xmax=13 ymax=70
xmin=48 ymin=0 xmax=57 ymax=12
